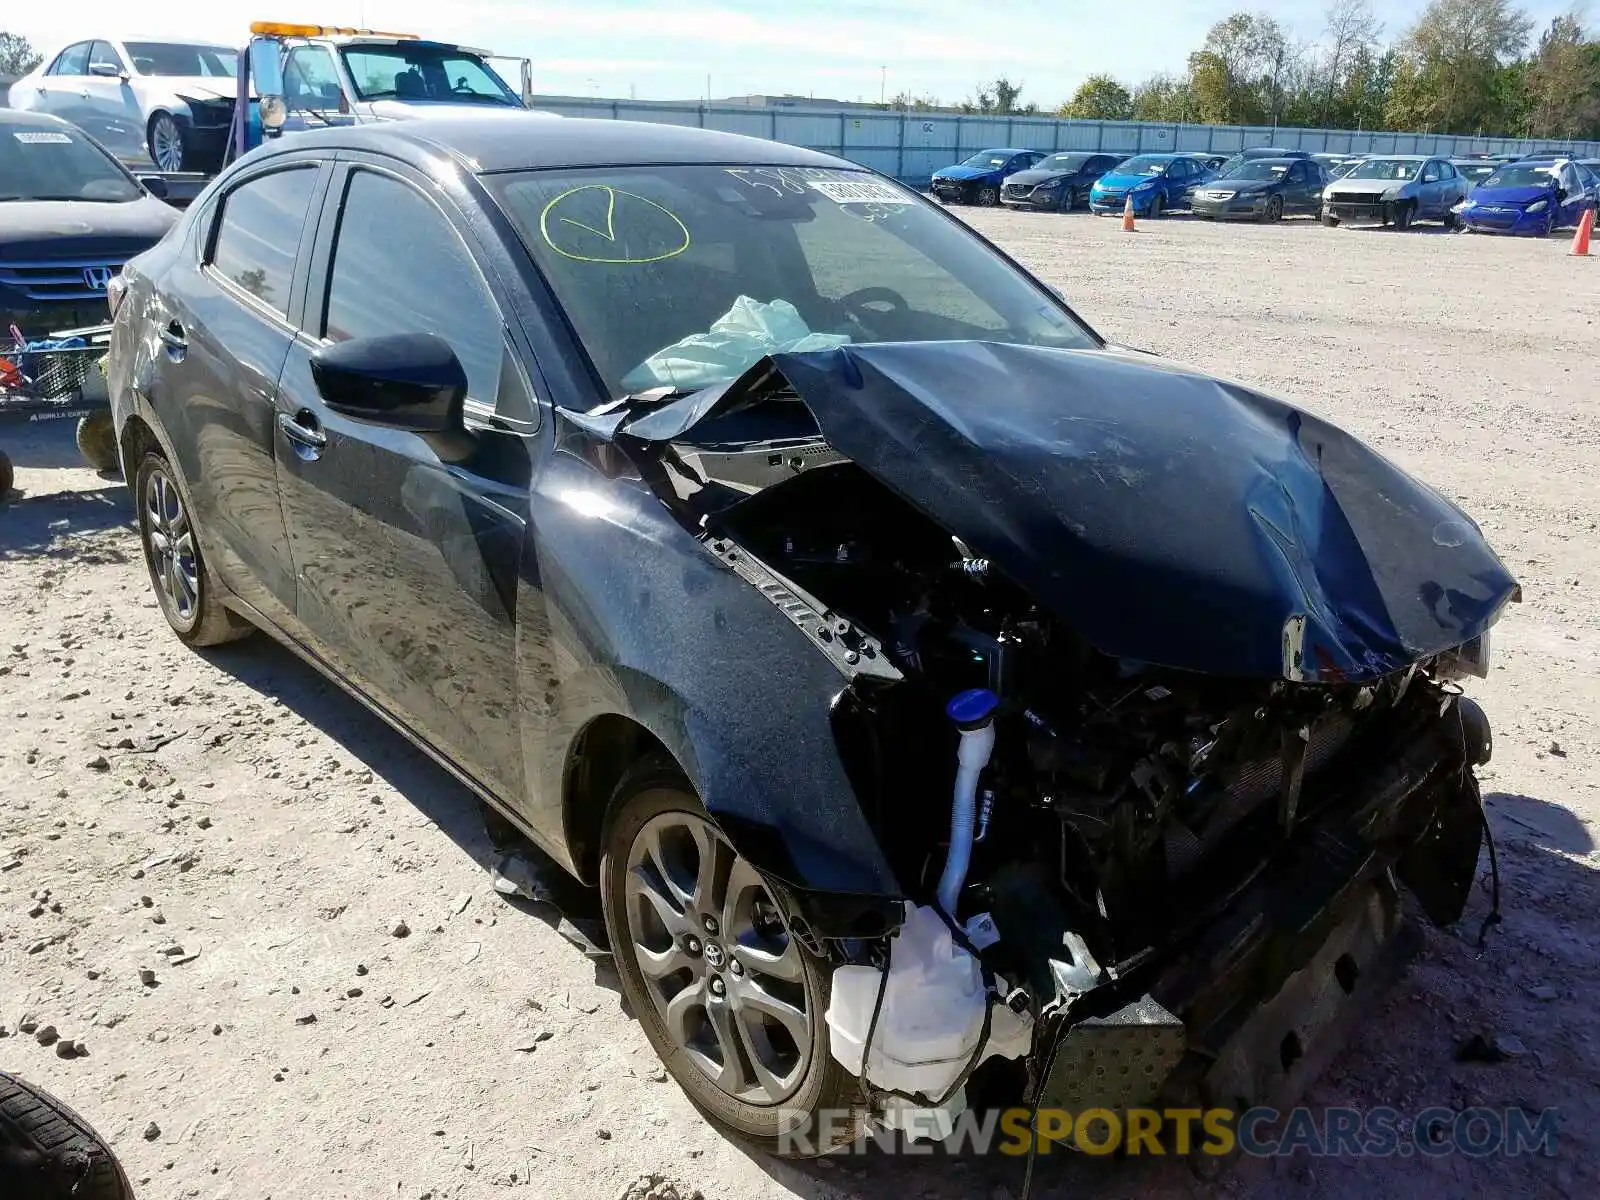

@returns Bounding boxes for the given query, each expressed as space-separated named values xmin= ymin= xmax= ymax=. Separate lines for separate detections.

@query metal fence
xmin=529 ymin=96 xmax=1600 ymax=183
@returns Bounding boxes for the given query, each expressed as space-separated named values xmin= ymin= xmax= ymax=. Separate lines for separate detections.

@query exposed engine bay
xmin=604 ymin=348 xmax=1509 ymax=1137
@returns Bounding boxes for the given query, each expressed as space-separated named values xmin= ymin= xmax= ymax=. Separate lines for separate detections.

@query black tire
xmin=1059 ymin=186 xmax=1078 ymax=213
xmin=1391 ymin=201 xmax=1413 ymax=231
xmin=0 ymin=451 xmax=13 ymax=499
xmin=1442 ymin=209 xmax=1459 ymax=231
xmin=600 ymin=760 xmax=863 ymax=1156
xmin=1321 ymin=212 xmax=1339 ymax=226
xmin=975 ymin=184 xmax=1000 ymax=207
xmin=134 ymin=449 xmax=253 ymax=647
xmin=75 ymin=414 xmax=120 ymax=473
xmin=1261 ymin=195 xmax=1284 ymax=224
xmin=1148 ymin=192 xmax=1164 ymax=219
xmin=0 ymin=1071 xmax=133 ymax=1200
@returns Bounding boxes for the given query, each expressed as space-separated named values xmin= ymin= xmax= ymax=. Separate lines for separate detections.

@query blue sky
xmin=10 ymin=1 xmax=1581 ymax=104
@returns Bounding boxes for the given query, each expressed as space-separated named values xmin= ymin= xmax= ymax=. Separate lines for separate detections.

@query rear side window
xmin=321 ymin=169 xmax=504 ymax=407
xmin=209 ymin=167 xmax=319 ymax=316
xmin=50 ymin=43 xmax=91 ymax=76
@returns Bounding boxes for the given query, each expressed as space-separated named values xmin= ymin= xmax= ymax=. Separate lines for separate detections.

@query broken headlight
xmin=1434 ymin=630 xmax=1492 ymax=680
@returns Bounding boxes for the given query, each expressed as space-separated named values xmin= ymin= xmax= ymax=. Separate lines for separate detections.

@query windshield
xmin=1481 ymin=165 xmax=1557 ymax=189
xmin=125 ymin=42 xmax=237 ymax=77
xmin=960 ymin=150 xmax=1013 ymax=168
xmin=1225 ymin=161 xmax=1291 ymax=181
xmin=1116 ymin=157 xmax=1167 ymax=176
xmin=487 ymin=165 xmax=1094 ymax=396
xmin=0 ymin=123 xmax=141 ymax=203
xmin=1040 ymin=154 xmax=1089 ymax=171
xmin=341 ymin=46 xmax=519 ymax=105
xmin=1346 ymin=158 xmax=1421 ymax=181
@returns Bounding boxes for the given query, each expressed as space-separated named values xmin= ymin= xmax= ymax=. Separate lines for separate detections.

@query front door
xmin=82 ymin=41 xmax=144 ymax=160
xmin=274 ymin=160 xmax=531 ymax=798
xmin=148 ymin=162 xmax=325 ymax=628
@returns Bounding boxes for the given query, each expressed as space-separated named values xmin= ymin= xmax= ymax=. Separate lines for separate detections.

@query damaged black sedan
xmin=107 ymin=116 xmax=1518 ymax=1155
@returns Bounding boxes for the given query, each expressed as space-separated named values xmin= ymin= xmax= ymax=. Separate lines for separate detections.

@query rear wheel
xmin=600 ymin=761 xmax=862 ymax=1155
xmin=134 ymin=451 xmax=253 ymax=646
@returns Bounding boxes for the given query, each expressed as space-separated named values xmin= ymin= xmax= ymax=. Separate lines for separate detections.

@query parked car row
xmin=932 ymin=144 xmax=1599 ymax=235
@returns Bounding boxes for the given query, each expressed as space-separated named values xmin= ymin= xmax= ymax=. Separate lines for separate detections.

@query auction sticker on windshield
xmin=14 ymin=132 xmax=74 ymax=144
xmin=809 ymin=179 xmax=907 ymax=204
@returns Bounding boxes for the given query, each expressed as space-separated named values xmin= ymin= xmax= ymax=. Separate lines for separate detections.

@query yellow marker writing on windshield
xmin=539 ymin=185 xmax=691 ymax=264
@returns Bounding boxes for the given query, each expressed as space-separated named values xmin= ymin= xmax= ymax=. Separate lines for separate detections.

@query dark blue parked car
xmin=931 ymin=148 xmax=1045 ymax=206
xmin=1456 ymin=158 xmax=1597 ymax=236
xmin=1088 ymin=153 xmax=1215 ymax=217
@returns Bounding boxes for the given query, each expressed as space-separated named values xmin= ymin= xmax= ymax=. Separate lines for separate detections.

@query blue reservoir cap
xmin=946 ymin=687 xmax=1000 ymax=729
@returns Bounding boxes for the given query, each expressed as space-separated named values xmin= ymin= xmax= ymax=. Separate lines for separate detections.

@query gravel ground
xmin=2 ymin=209 xmax=1597 ymax=1200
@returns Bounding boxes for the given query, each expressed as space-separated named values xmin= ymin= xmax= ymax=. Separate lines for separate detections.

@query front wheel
xmin=1260 ymin=195 xmax=1284 ymax=223
xmin=146 ymin=112 xmax=187 ymax=173
xmin=134 ymin=451 xmax=253 ymax=646
xmin=601 ymin=762 xmax=862 ymax=1156
xmin=1390 ymin=201 xmax=1413 ymax=231
xmin=975 ymin=184 xmax=1000 ymax=207
xmin=1321 ymin=212 xmax=1340 ymax=227
xmin=1147 ymin=192 xmax=1164 ymax=219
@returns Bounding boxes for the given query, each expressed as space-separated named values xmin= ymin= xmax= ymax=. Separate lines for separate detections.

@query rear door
xmin=274 ymin=157 xmax=532 ymax=798
xmin=146 ymin=158 xmax=328 ymax=629
xmin=34 ymin=42 xmax=92 ymax=126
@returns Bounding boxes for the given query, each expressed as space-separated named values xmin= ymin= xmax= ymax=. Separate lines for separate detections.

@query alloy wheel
xmin=623 ymin=811 xmax=811 ymax=1106
xmin=150 ymin=115 xmax=184 ymax=173
xmin=144 ymin=466 xmax=199 ymax=625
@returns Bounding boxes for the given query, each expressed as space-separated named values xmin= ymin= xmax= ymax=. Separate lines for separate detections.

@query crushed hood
xmin=614 ymin=341 xmax=1519 ymax=682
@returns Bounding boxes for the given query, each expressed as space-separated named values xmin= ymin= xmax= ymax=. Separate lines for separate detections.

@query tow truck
xmin=223 ymin=20 xmax=539 ymax=167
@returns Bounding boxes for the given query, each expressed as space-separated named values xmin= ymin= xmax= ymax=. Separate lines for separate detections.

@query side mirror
xmin=135 ymin=174 xmax=170 ymax=199
xmin=89 ymin=62 xmax=125 ymax=79
xmin=310 ymin=334 xmax=467 ymax=433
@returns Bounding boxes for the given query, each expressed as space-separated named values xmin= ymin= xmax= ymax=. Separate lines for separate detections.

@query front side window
xmin=87 ymin=42 xmax=125 ymax=75
xmin=322 ymin=170 xmax=504 ymax=406
xmin=209 ymin=167 xmax=319 ymax=316
xmin=487 ymin=165 xmax=1094 ymax=396
xmin=49 ymin=43 xmax=91 ymax=76
xmin=0 ymin=120 xmax=141 ymax=202
xmin=339 ymin=47 xmax=518 ymax=105
xmin=124 ymin=42 xmax=237 ymax=77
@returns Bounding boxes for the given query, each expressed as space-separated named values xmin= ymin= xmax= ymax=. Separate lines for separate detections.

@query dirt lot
xmin=2 ymin=211 xmax=1597 ymax=1200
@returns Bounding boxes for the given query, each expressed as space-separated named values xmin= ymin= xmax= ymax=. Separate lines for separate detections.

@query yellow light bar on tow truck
xmin=249 ymin=20 xmax=419 ymax=38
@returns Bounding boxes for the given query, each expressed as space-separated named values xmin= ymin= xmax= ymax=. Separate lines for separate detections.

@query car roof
xmin=247 ymin=115 xmax=857 ymax=175
xmin=1237 ymin=157 xmax=1301 ymax=167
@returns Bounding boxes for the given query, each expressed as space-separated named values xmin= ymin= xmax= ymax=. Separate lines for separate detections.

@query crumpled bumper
xmin=1457 ymin=207 xmax=1548 ymax=235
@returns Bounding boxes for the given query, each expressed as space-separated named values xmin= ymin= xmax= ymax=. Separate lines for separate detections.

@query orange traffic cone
xmin=1571 ymin=207 xmax=1593 ymax=256
xmin=1121 ymin=195 xmax=1137 ymax=232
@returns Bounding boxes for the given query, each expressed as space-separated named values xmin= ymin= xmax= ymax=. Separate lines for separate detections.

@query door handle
xmin=277 ymin=409 xmax=327 ymax=450
xmin=158 ymin=321 xmax=186 ymax=361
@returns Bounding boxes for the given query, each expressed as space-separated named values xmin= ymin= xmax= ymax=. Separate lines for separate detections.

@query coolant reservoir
xmin=826 ymin=904 xmax=990 ymax=1100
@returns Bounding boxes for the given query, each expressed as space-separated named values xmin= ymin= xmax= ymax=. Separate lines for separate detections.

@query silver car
xmin=1320 ymin=155 xmax=1470 ymax=229
xmin=6 ymin=37 xmax=240 ymax=173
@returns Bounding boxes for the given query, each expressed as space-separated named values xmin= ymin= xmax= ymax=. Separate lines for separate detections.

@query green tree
xmin=1317 ymin=0 xmax=1384 ymax=123
xmin=1131 ymin=72 xmax=1194 ymax=121
xmin=0 ymin=30 xmax=43 ymax=75
xmin=1524 ymin=15 xmax=1600 ymax=138
xmin=889 ymin=91 xmax=942 ymax=112
xmin=1186 ymin=11 xmax=1294 ymax=124
xmin=1061 ymin=74 xmax=1133 ymax=119
xmin=1387 ymin=0 xmax=1534 ymax=133
xmin=961 ymin=77 xmax=1025 ymax=115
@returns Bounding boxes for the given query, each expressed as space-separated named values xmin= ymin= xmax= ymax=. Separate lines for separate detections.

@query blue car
xmin=1455 ymin=158 xmax=1598 ymax=236
xmin=1089 ymin=153 xmax=1215 ymax=217
xmin=931 ymin=148 xmax=1046 ymax=206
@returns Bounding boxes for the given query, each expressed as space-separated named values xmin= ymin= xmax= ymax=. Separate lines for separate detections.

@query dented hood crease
xmin=616 ymin=341 xmax=1519 ymax=680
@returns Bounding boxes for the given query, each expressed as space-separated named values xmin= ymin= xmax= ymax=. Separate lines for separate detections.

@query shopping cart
xmin=0 ymin=324 xmax=118 ymax=497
